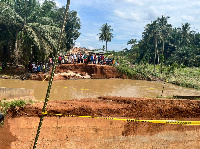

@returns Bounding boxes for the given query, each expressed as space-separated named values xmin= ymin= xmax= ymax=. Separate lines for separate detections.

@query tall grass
xmin=115 ymin=62 xmax=200 ymax=90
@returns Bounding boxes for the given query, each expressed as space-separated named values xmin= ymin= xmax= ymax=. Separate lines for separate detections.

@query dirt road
xmin=0 ymin=97 xmax=200 ymax=148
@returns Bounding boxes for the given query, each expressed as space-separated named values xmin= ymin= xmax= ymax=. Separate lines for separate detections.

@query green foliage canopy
xmin=0 ymin=0 xmax=81 ymax=66
xmin=98 ymin=23 xmax=113 ymax=52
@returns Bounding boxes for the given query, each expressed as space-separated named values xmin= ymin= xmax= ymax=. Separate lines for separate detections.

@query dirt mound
xmin=1 ymin=97 xmax=200 ymax=148
xmin=55 ymin=64 xmax=123 ymax=79
xmin=28 ymin=64 xmax=126 ymax=81
xmin=7 ymin=97 xmax=200 ymax=119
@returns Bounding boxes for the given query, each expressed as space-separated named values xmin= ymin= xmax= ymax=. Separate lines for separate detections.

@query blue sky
xmin=51 ymin=0 xmax=200 ymax=51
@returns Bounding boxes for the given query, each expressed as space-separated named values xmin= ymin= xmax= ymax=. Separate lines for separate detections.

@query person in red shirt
xmin=49 ymin=57 xmax=53 ymax=66
xmin=101 ymin=55 xmax=104 ymax=64
xmin=94 ymin=54 xmax=97 ymax=64
xmin=58 ymin=56 xmax=62 ymax=65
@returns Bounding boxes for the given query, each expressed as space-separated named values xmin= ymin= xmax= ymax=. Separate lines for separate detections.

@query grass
xmin=0 ymin=99 xmax=34 ymax=125
xmin=115 ymin=62 xmax=200 ymax=90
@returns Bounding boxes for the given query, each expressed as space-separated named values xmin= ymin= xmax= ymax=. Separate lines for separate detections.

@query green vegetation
xmin=117 ymin=16 xmax=200 ymax=68
xmin=115 ymin=61 xmax=200 ymax=90
xmin=0 ymin=99 xmax=34 ymax=125
xmin=112 ymin=15 xmax=200 ymax=90
xmin=0 ymin=1 xmax=199 ymax=91
xmin=98 ymin=23 xmax=113 ymax=52
xmin=0 ymin=99 xmax=33 ymax=116
xmin=0 ymin=0 xmax=81 ymax=67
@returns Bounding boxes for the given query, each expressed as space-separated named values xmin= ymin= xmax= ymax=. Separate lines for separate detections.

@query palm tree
xmin=0 ymin=0 xmax=61 ymax=66
xmin=98 ymin=23 xmax=113 ymax=52
xmin=143 ymin=20 xmax=160 ymax=72
xmin=158 ymin=15 xmax=172 ymax=56
xmin=181 ymin=23 xmax=192 ymax=46
xmin=157 ymin=15 xmax=172 ymax=73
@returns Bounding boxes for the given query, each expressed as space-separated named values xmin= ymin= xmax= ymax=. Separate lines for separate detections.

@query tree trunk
xmin=162 ymin=40 xmax=165 ymax=55
xmin=161 ymin=40 xmax=165 ymax=74
xmin=154 ymin=39 xmax=157 ymax=73
xmin=14 ymin=32 xmax=19 ymax=65
xmin=106 ymin=41 xmax=107 ymax=52
xmin=157 ymin=49 xmax=159 ymax=64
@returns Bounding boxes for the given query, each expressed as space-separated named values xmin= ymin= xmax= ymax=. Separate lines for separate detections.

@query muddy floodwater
xmin=0 ymin=79 xmax=200 ymax=101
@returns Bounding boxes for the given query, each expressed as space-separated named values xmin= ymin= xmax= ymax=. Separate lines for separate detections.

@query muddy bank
xmin=1 ymin=97 xmax=200 ymax=148
xmin=6 ymin=96 xmax=200 ymax=119
xmin=28 ymin=64 xmax=127 ymax=81
xmin=55 ymin=64 xmax=124 ymax=79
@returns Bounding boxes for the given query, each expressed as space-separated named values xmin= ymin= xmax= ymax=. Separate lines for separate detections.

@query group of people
xmin=57 ymin=53 xmax=112 ymax=65
xmin=27 ymin=53 xmax=115 ymax=73
xmin=28 ymin=61 xmax=50 ymax=73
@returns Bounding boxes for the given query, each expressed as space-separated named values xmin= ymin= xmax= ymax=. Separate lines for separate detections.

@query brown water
xmin=0 ymin=79 xmax=200 ymax=101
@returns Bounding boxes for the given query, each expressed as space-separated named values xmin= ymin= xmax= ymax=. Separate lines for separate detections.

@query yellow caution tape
xmin=41 ymin=111 xmax=200 ymax=125
xmin=42 ymin=75 xmax=48 ymax=82
xmin=55 ymin=114 xmax=63 ymax=116
xmin=42 ymin=111 xmax=48 ymax=115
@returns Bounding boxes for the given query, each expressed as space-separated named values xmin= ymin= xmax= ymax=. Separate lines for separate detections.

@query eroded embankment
xmin=1 ymin=97 xmax=200 ymax=149
xmin=7 ymin=97 xmax=200 ymax=119
xmin=29 ymin=64 xmax=127 ymax=81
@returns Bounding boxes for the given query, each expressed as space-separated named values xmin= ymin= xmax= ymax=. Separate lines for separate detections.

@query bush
xmin=0 ymin=99 xmax=33 ymax=116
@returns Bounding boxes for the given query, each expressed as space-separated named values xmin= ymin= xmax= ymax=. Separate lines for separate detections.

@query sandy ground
xmin=0 ymin=96 xmax=200 ymax=149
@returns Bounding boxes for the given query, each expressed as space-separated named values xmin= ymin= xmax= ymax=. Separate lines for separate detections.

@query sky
xmin=51 ymin=0 xmax=200 ymax=51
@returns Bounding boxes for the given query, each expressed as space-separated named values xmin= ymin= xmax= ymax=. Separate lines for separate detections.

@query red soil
xmin=0 ymin=97 xmax=200 ymax=148
xmin=29 ymin=64 xmax=127 ymax=81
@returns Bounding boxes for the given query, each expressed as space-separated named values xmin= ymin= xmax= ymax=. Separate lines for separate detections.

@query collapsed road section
xmin=0 ymin=96 xmax=200 ymax=148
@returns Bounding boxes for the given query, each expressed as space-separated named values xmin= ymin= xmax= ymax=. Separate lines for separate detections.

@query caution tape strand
xmin=41 ymin=112 xmax=200 ymax=125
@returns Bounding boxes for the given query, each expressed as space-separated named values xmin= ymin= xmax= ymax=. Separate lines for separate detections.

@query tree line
xmin=118 ymin=15 xmax=200 ymax=68
xmin=0 ymin=0 xmax=81 ymax=67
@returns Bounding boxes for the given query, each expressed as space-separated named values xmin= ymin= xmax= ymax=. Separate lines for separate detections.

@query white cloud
xmin=114 ymin=10 xmax=142 ymax=22
xmin=87 ymin=46 xmax=94 ymax=50
xmin=55 ymin=1 xmax=63 ymax=7
xmin=124 ymin=0 xmax=145 ymax=6
xmin=75 ymin=42 xmax=81 ymax=48
xmin=53 ymin=0 xmax=200 ymax=51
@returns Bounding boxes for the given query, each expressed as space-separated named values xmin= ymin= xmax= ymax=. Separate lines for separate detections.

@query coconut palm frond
xmin=28 ymin=23 xmax=64 ymax=51
xmin=0 ymin=2 xmax=24 ymax=26
xmin=24 ymin=25 xmax=41 ymax=50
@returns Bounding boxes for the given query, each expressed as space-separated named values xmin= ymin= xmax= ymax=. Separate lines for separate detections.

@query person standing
xmin=84 ymin=54 xmax=87 ymax=64
xmin=98 ymin=55 xmax=101 ymax=64
xmin=87 ymin=54 xmax=91 ymax=64
xmin=71 ymin=54 xmax=74 ymax=63
xmin=49 ymin=57 xmax=53 ymax=66
xmin=94 ymin=54 xmax=97 ymax=64
xmin=64 ymin=54 xmax=68 ymax=64
xmin=101 ymin=55 xmax=104 ymax=65
xmin=90 ymin=54 xmax=93 ymax=64
xmin=77 ymin=53 xmax=80 ymax=63
xmin=58 ymin=56 xmax=62 ymax=65
xmin=81 ymin=54 xmax=84 ymax=63
xmin=74 ymin=54 xmax=77 ymax=64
